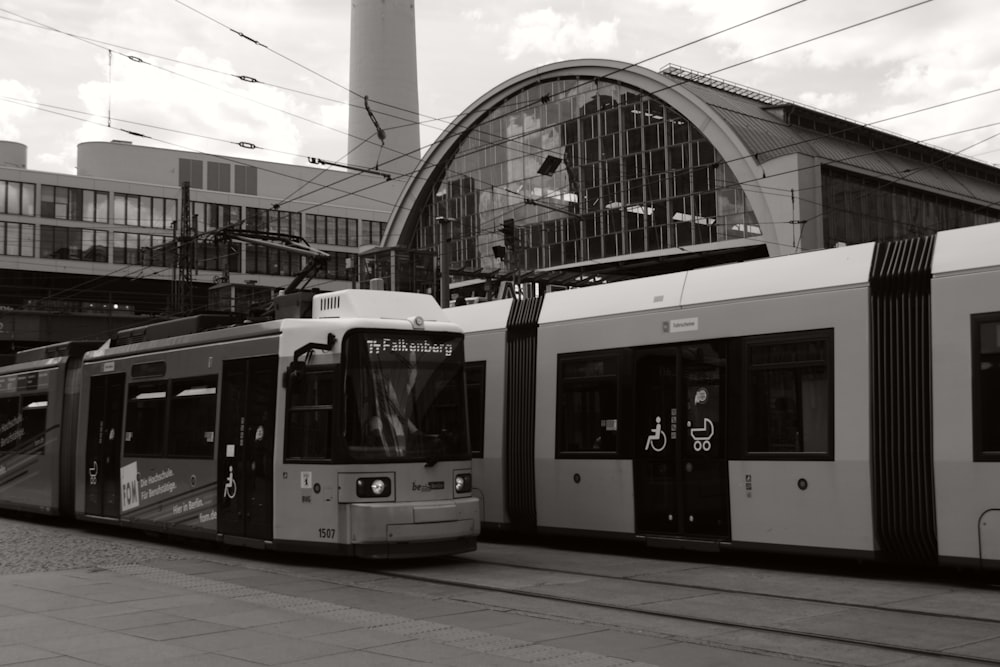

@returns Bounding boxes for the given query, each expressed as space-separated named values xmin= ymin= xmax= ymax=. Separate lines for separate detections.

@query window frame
xmin=284 ymin=364 xmax=339 ymax=463
xmin=739 ymin=329 xmax=834 ymax=460
xmin=124 ymin=380 xmax=168 ymax=458
xmin=973 ymin=312 xmax=1000 ymax=461
xmin=165 ymin=376 xmax=218 ymax=459
xmin=465 ymin=361 xmax=486 ymax=458
xmin=555 ymin=349 xmax=622 ymax=458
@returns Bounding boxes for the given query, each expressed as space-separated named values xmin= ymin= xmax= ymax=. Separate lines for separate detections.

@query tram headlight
xmin=356 ymin=476 xmax=392 ymax=498
xmin=455 ymin=473 xmax=472 ymax=494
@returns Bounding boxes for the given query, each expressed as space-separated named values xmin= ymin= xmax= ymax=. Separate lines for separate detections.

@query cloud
xmin=502 ymin=9 xmax=620 ymax=60
xmin=0 ymin=79 xmax=39 ymax=140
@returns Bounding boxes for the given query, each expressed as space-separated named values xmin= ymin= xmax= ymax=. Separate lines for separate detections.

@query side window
xmin=166 ymin=377 xmax=217 ymax=458
xmin=20 ymin=395 xmax=48 ymax=450
xmin=125 ymin=381 xmax=167 ymax=457
xmin=286 ymin=369 xmax=335 ymax=461
xmin=745 ymin=331 xmax=832 ymax=458
xmin=465 ymin=362 xmax=485 ymax=458
xmin=974 ymin=314 xmax=1000 ymax=459
xmin=557 ymin=352 xmax=620 ymax=456
xmin=0 ymin=396 xmax=19 ymax=451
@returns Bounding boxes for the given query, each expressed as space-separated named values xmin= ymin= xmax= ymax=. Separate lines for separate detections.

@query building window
xmin=192 ymin=202 xmax=240 ymax=232
xmin=0 ymin=222 xmax=34 ymax=257
xmin=112 ymin=231 xmax=172 ymax=266
xmin=556 ymin=351 xmax=620 ymax=456
xmin=39 ymin=226 xmax=108 ymax=263
xmin=207 ymin=161 xmax=231 ymax=192
xmin=179 ymin=158 xmax=203 ymax=189
xmin=1 ymin=180 xmax=35 ymax=216
xmin=112 ymin=194 xmax=177 ymax=228
xmin=744 ymin=331 xmax=833 ymax=458
xmin=246 ymin=207 xmax=301 ymax=236
xmin=304 ymin=214 xmax=333 ymax=244
xmin=40 ymin=185 xmax=109 ymax=222
xmin=974 ymin=314 xmax=1000 ymax=459
xmin=235 ymin=165 xmax=257 ymax=195
xmin=360 ymin=219 xmax=385 ymax=246
xmin=339 ymin=217 xmax=358 ymax=247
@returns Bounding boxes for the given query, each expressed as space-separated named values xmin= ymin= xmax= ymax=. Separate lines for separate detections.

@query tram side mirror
xmin=283 ymin=361 xmax=306 ymax=389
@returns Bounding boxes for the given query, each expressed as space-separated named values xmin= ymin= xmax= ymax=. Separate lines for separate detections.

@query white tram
xmin=449 ymin=222 xmax=1000 ymax=569
xmin=0 ymin=290 xmax=479 ymax=559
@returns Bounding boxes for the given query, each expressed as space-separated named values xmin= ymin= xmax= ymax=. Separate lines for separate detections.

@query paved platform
xmin=0 ymin=548 xmax=760 ymax=667
xmin=3 ymin=517 xmax=1000 ymax=665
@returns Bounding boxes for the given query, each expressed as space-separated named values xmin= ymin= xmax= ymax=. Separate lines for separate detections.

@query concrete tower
xmin=348 ymin=0 xmax=421 ymax=178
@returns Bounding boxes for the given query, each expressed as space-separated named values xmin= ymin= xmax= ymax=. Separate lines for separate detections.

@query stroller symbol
xmin=88 ymin=460 xmax=98 ymax=485
xmin=689 ymin=418 xmax=714 ymax=452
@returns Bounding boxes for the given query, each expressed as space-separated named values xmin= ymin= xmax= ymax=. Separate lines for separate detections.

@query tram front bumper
xmin=349 ymin=497 xmax=480 ymax=545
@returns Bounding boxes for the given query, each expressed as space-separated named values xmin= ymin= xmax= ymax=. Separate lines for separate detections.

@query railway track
xmin=356 ymin=543 xmax=1000 ymax=665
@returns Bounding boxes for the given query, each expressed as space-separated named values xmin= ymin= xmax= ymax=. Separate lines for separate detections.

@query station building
xmin=369 ymin=60 xmax=1000 ymax=299
xmin=0 ymin=139 xmax=402 ymax=358
xmin=5 ymin=5 xmax=1000 ymax=354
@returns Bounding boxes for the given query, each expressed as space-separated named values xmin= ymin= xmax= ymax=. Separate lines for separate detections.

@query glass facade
xmin=40 ymin=186 xmax=109 ymax=223
xmin=191 ymin=201 xmax=240 ymax=232
xmin=822 ymin=167 xmax=1000 ymax=246
xmin=0 ymin=222 xmax=34 ymax=257
xmin=1 ymin=180 xmax=35 ymax=216
xmin=40 ymin=226 xmax=109 ymax=262
xmin=113 ymin=194 xmax=177 ymax=228
xmin=415 ymin=77 xmax=760 ymax=274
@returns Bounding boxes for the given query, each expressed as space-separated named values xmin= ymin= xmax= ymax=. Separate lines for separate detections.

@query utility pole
xmin=502 ymin=218 xmax=520 ymax=297
xmin=172 ymin=182 xmax=195 ymax=315
xmin=435 ymin=217 xmax=454 ymax=307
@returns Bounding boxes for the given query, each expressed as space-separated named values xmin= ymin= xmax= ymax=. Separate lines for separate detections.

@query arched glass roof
xmin=405 ymin=73 xmax=762 ymax=284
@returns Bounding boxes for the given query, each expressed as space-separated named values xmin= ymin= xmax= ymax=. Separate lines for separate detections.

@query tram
xmin=0 ymin=290 xmax=479 ymax=559
xmin=448 ymin=221 xmax=1000 ymax=569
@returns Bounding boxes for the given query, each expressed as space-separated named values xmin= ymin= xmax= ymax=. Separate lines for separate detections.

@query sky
xmin=1 ymin=0 xmax=998 ymax=177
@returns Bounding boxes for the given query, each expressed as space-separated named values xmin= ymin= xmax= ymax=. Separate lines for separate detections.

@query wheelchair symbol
xmin=644 ymin=416 xmax=668 ymax=452
xmin=689 ymin=418 xmax=714 ymax=452
xmin=223 ymin=466 xmax=237 ymax=499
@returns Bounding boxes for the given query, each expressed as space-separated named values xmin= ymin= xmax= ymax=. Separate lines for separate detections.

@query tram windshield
xmin=343 ymin=330 xmax=469 ymax=463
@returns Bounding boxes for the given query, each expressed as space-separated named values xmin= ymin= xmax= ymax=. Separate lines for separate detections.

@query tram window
xmin=19 ymin=395 xmax=47 ymax=450
xmin=286 ymin=370 xmax=335 ymax=461
xmin=745 ymin=332 xmax=832 ymax=457
xmin=341 ymin=330 xmax=468 ymax=463
xmin=556 ymin=352 xmax=620 ymax=456
xmin=166 ymin=377 xmax=217 ymax=458
xmin=0 ymin=396 xmax=21 ymax=450
xmin=125 ymin=381 xmax=167 ymax=457
xmin=973 ymin=315 xmax=1000 ymax=458
xmin=465 ymin=362 xmax=485 ymax=457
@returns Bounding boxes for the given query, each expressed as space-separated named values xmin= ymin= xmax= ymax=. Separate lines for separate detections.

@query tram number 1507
xmin=317 ymin=528 xmax=336 ymax=539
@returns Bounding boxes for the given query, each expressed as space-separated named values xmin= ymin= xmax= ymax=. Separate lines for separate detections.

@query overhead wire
xmin=6 ymin=0 xmax=996 ymax=283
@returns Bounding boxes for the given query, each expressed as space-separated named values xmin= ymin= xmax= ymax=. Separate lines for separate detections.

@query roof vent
xmin=312 ymin=289 xmax=443 ymax=321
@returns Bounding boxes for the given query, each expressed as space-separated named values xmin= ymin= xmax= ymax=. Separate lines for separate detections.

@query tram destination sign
xmin=364 ymin=334 xmax=456 ymax=359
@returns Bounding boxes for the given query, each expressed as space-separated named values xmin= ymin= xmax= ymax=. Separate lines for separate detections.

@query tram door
xmin=218 ymin=356 xmax=277 ymax=541
xmin=634 ymin=343 xmax=729 ymax=539
xmin=84 ymin=373 xmax=125 ymax=517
